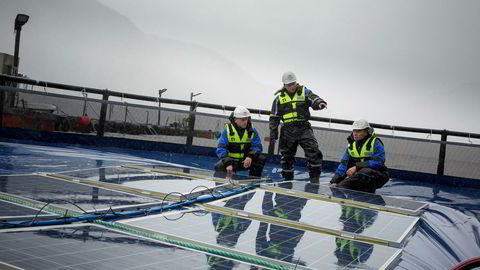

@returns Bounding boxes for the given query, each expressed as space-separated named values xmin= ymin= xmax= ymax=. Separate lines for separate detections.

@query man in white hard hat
xmin=214 ymin=106 xmax=266 ymax=178
xmin=269 ymin=71 xmax=327 ymax=183
xmin=330 ymin=119 xmax=389 ymax=193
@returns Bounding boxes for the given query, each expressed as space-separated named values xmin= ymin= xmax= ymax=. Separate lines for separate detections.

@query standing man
xmin=214 ymin=106 xmax=266 ymax=178
xmin=269 ymin=71 xmax=327 ymax=183
xmin=330 ymin=119 xmax=389 ymax=193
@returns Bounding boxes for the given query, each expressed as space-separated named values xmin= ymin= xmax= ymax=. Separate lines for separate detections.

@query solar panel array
xmin=0 ymin=200 xmax=58 ymax=220
xmin=0 ymin=164 xmax=425 ymax=269
xmin=0 ymin=175 xmax=157 ymax=213
xmin=122 ymin=210 xmax=401 ymax=269
xmin=0 ymin=225 xmax=255 ymax=270
xmin=206 ymin=189 xmax=418 ymax=247
xmin=262 ymin=181 xmax=429 ymax=215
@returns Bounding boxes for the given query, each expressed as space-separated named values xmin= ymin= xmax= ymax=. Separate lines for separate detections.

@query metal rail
xmin=2 ymin=73 xmax=480 ymax=176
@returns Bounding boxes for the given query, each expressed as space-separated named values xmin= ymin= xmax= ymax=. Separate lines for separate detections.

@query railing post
xmin=186 ymin=102 xmax=197 ymax=150
xmin=97 ymin=90 xmax=109 ymax=138
xmin=0 ymin=77 xmax=5 ymax=128
xmin=437 ymin=129 xmax=448 ymax=175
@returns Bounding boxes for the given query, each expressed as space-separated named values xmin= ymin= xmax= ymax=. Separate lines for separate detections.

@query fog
xmin=1 ymin=0 xmax=480 ymax=135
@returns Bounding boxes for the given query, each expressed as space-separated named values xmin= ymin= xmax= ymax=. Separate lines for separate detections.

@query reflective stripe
xmin=228 ymin=153 xmax=244 ymax=159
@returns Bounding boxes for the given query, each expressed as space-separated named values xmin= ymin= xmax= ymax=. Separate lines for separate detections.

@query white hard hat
xmin=233 ymin=106 xmax=251 ymax=118
xmin=282 ymin=71 xmax=297 ymax=84
xmin=352 ymin=119 xmax=371 ymax=130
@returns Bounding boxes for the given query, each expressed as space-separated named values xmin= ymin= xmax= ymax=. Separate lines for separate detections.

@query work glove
xmin=330 ymin=173 xmax=343 ymax=184
xmin=313 ymin=99 xmax=327 ymax=110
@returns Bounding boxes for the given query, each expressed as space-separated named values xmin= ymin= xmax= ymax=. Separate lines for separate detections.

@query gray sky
xmin=1 ymin=0 xmax=480 ymax=135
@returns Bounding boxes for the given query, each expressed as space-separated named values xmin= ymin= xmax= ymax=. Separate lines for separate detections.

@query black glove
xmin=312 ymin=99 xmax=327 ymax=110
xmin=330 ymin=173 xmax=343 ymax=184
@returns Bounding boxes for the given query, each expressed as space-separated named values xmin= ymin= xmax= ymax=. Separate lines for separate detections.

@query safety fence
xmin=1 ymin=74 xmax=480 ymax=180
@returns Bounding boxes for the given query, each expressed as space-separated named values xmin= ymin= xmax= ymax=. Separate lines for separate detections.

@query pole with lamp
xmin=157 ymin=88 xmax=167 ymax=126
xmin=186 ymin=91 xmax=202 ymax=147
xmin=10 ymin=14 xmax=30 ymax=107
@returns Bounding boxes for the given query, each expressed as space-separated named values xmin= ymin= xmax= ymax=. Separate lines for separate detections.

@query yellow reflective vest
xmin=277 ymin=86 xmax=306 ymax=123
xmin=347 ymin=134 xmax=378 ymax=162
xmin=226 ymin=124 xmax=253 ymax=159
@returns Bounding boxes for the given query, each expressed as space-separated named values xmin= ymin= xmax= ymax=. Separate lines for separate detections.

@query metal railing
xmin=1 ymin=74 xmax=480 ymax=178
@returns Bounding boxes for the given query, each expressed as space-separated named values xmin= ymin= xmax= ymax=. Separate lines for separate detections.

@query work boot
xmin=281 ymin=170 xmax=294 ymax=180
xmin=309 ymin=171 xmax=321 ymax=184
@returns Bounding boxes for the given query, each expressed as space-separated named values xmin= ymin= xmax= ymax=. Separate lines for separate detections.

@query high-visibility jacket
xmin=347 ymin=133 xmax=381 ymax=163
xmin=276 ymin=86 xmax=308 ymax=123
xmin=226 ymin=123 xmax=253 ymax=159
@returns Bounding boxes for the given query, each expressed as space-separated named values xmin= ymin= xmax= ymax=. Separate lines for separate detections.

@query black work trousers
xmin=279 ymin=122 xmax=323 ymax=181
xmin=336 ymin=168 xmax=389 ymax=193
xmin=213 ymin=154 xmax=266 ymax=178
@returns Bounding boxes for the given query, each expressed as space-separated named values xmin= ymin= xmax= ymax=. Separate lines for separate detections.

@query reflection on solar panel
xmin=122 ymin=210 xmax=401 ymax=269
xmin=0 ymin=200 xmax=57 ymax=220
xmin=50 ymin=166 xmax=233 ymax=201
xmin=262 ymin=181 xmax=429 ymax=215
xmin=124 ymin=163 xmax=267 ymax=183
xmin=0 ymin=225 xmax=254 ymax=270
xmin=206 ymin=189 xmax=418 ymax=247
xmin=0 ymin=175 xmax=158 ymax=213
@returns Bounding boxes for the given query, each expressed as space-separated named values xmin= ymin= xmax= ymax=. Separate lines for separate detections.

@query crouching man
xmin=330 ymin=119 xmax=389 ymax=193
xmin=214 ymin=106 xmax=266 ymax=178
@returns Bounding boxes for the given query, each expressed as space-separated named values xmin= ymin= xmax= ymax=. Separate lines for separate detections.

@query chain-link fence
xmin=1 ymin=74 xmax=480 ymax=180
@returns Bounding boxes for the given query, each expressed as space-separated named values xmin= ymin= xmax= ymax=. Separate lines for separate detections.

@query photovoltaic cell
xmin=263 ymin=181 xmax=428 ymax=215
xmin=0 ymin=175 xmax=158 ymax=212
xmin=0 ymin=225 xmax=254 ymax=270
xmin=52 ymin=166 xmax=226 ymax=196
xmin=122 ymin=210 xmax=401 ymax=269
xmin=0 ymin=200 xmax=56 ymax=218
xmin=125 ymin=163 xmax=264 ymax=182
xmin=207 ymin=189 xmax=418 ymax=247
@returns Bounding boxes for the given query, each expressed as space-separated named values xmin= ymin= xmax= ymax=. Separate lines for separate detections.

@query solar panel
xmin=0 ymin=175 xmax=159 ymax=213
xmin=0 ymin=200 xmax=57 ymax=220
xmin=124 ymin=163 xmax=267 ymax=183
xmin=261 ymin=181 xmax=429 ymax=215
xmin=206 ymin=189 xmax=419 ymax=248
xmin=50 ymin=166 xmax=233 ymax=201
xmin=122 ymin=210 xmax=401 ymax=269
xmin=0 ymin=224 xmax=255 ymax=270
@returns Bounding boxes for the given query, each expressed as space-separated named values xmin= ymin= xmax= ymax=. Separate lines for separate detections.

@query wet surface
xmin=0 ymin=175 xmax=158 ymax=212
xmin=208 ymin=189 xmax=418 ymax=246
xmin=0 ymin=200 xmax=55 ymax=218
xmin=265 ymin=181 xmax=429 ymax=215
xmin=54 ymin=166 xmax=228 ymax=196
xmin=124 ymin=210 xmax=400 ymax=269
xmin=0 ymin=225 xmax=254 ymax=270
xmin=1 ymin=139 xmax=480 ymax=269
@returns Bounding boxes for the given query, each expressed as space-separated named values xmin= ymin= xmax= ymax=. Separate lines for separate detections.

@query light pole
xmin=157 ymin=88 xmax=167 ymax=126
xmin=190 ymin=92 xmax=202 ymax=102
xmin=11 ymin=13 xmax=29 ymax=107
xmin=13 ymin=14 xmax=29 ymax=76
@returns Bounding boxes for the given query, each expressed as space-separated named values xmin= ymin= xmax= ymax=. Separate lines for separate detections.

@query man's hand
xmin=330 ymin=173 xmax=342 ymax=185
xmin=347 ymin=166 xmax=357 ymax=177
xmin=313 ymin=99 xmax=327 ymax=110
xmin=318 ymin=102 xmax=327 ymax=110
xmin=243 ymin=157 xmax=252 ymax=168
xmin=226 ymin=165 xmax=235 ymax=176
